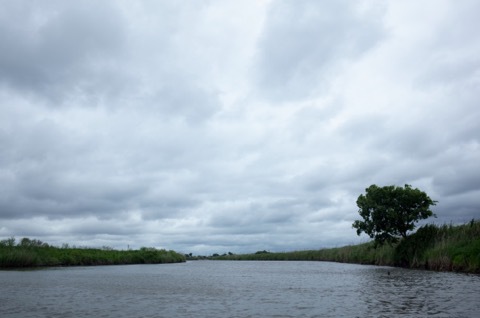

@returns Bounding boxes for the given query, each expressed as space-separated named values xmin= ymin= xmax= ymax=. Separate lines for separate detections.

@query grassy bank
xmin=213 ymin=220 xmax=480 ymax=273
xmin=0 ymin=238 xmax=186 ymax=268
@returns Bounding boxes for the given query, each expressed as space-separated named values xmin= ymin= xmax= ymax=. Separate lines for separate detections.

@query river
xmin=1 ymin=261 xmax=479 ymax=317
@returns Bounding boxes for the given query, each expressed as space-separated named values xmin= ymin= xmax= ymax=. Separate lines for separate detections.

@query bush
xmin=394 ymin=224 xmax=438 ymax=268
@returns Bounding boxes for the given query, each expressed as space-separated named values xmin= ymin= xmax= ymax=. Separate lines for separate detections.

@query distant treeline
xmin=213 ymin=220 xmax=480 ymax=274
xmin=0 ymin=238 xmax=186 ymax=268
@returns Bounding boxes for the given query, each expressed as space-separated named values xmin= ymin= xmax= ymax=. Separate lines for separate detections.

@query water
xmin=1 ymin=261 xmax=479 ymax=318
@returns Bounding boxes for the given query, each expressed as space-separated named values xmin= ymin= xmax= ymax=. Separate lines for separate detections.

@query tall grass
xmin=423 ymin=220 xmax=480 ymax=272
xmin=214 ymin=220 xmax=480 ymax=273
xmin=0 ymin=238 xmax=186 ymax=268
xmin=214 ymin=242 xmax=396 ymax=266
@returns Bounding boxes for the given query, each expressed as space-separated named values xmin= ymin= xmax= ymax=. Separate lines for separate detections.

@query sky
xmin=1 ymin=0 xmax=479 ymax=255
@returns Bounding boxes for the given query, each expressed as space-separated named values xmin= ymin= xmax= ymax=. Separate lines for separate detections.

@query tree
xmin=0 ymin=237 xmax=16 ymax=247
xmin=352 ymin=184 xmax=437 ymax=246
xmin=19 ymin=237 xmax=49 ymax=248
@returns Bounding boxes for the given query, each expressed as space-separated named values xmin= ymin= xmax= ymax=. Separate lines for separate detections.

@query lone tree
xmin=352 ymin=184 xmax=437 ymax=246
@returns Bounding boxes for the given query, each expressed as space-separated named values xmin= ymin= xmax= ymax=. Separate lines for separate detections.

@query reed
xmin=213 ymin=243 xmax=396 ymax=266
xmin=0 ymin=238 xmax=186 ymax=268
xmin=213 ymin=220 xmax=480 ymax=273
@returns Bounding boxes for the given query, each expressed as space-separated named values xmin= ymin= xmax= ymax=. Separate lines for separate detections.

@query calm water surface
xmin=1 ymin=261 xmax=479 ymax=318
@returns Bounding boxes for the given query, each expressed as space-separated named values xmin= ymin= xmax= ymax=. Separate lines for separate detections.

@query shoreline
xmin=211 ymin=220 xmax=480 ymax=274
xmin=0 ymin=243 xmax=186 ymax=269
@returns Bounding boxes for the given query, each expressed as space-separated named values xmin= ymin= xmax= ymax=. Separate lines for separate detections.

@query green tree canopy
xmin=352 ymin=184 xmax=437 ymax=246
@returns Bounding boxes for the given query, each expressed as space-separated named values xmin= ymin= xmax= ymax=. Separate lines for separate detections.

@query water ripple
xmin=1 ymin=262 xmax=479 ymax=317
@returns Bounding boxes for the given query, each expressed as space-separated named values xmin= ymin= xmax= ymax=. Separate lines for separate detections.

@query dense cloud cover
xmin=1 ymin=0 xmax=479 ymax=254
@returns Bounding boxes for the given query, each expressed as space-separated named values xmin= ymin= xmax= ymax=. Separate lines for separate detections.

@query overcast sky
xmin=1 ymin=0 xmax=479 ymax=255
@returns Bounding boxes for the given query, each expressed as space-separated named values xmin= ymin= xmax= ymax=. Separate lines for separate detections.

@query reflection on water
xmin=1 ymin=261 xmax=479 ymax=317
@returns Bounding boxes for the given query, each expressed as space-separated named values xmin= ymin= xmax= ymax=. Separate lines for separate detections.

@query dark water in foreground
xmin=1 ymin=261 xmax=479 ymax=318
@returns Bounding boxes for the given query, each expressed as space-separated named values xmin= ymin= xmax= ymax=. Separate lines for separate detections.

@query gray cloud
xmin=254 ymin=0 xmax=385 ymax=101
xmin=0 ymin=0 xmax=127 ymax=104
xmin=0 ymin=1 xmax=479 ymax=254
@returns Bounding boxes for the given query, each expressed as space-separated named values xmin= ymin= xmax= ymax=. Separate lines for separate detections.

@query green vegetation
xmin=352 ymin=184 xmax=437 ymax=246
xmin=0 ymin=238 xmax=186 ymax=268
xmin=213 ymin=220 xmax=480 ymax=273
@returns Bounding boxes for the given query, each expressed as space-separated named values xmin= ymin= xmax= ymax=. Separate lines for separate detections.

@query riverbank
xmin=213 ymin=220 xmax=480 ymax=273
xmin=0 ymin=238 xmax=186 ymax=268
